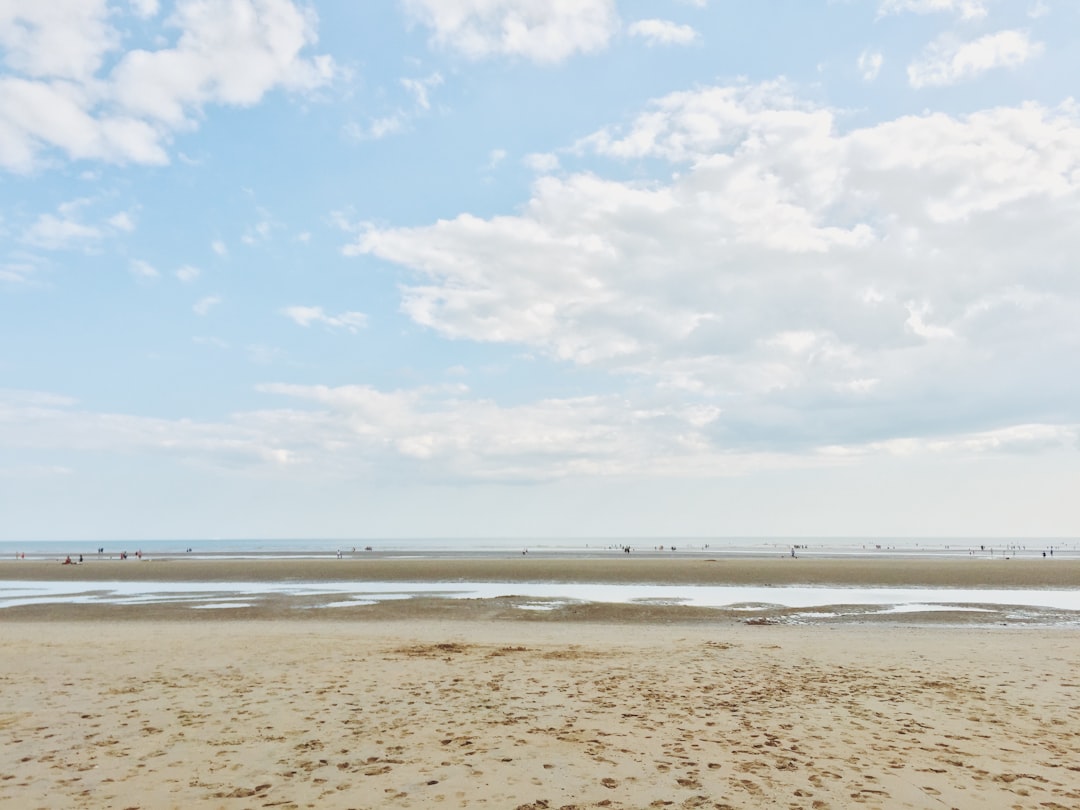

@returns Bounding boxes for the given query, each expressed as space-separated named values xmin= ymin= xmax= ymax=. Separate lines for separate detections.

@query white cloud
xmin=346 ymin=113 xmax=407 ymax=142
xmin=129 ymin=0 xmax=160 ymax=18
xmin=857 ymin=50 xmax=884 ymax=81
xmin=345 ymin=81 xmax=1080 ymax=455
xmin=1028 ymin=0 xmax=1049 ymax=18
xmin=878 ymin=0 xmax=987 ymax=19
xmin=111 ymin=0 xmax=335 ymax=124
xmin=176 ymin=264 xmax=201 ymax=283
xmin=0 ymin=254 xmax=45 ymax=284
xmin=4 ymin=383 xmax=1074 ymax=486
xmin=908 ymin=30 xmax=1043 ymax=88
xmin=0 ymin=388 xmax=298 ymax=469
xmin=23 ymin=205 xmax=102 ymax=250
xmin=193 ymin=295 xmax=221 ymax=315
xmin=108 ymin=211 xmax=136 ymax=231
xmin=0 ymin=0 xmax=118 ymax=81
xmin=524 ymin=151 xmax=560 ymax=172
xmin=401 ymin=0 xmax=620 ymax=63
xmin=281 ymin=305 xmax=367 ymax=333
xmin=130 ymin=259 xmax=159 ymax=279
xmin=627 ymin=19 xmax=699 ymax=47
xmin=0 ymin=0 xmax=335 ymax=172
xmin=904 ymin=302 xmax=955 ymax=340
xmin=488 ymin=148 xmax=507 ymax=169
xmin=211 ymin=239 xmax=228 ymax=256
xmin=401 ymin=72 xmax=443 ymax=111
xmin=348 ymin=71 xmax=444 ymax=143
xmin=241 ymin=218 xmax=274 ymax=245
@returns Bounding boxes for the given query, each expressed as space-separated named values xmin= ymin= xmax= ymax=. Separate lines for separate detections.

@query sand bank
xmin=2 ymin=620 xmax=1077 ymax=809
xmin=3 ymin=555 xmax=1078 ymax=587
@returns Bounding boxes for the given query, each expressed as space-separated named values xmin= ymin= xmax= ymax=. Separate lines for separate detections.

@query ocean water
xmin=1 ymin=536 xmax=1076 ymax=560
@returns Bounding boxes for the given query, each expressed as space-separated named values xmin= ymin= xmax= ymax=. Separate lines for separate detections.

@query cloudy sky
xmin=2 ymin=0 xmax=1078 ymax=541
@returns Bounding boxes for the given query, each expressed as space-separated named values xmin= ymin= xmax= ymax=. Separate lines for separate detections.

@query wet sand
xmin=4 ymin=555 xmax=1078 ymax=587
xmin=2 ymin=620 xmax=1078 ymax=810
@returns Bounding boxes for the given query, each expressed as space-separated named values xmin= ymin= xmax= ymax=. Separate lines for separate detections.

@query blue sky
xmin=2 ymin=0 xmax=1078 ymax=541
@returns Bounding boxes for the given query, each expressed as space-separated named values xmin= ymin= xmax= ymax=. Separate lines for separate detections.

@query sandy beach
xmin=2 ymin=619 xmax=1078 ymax=810
xmin=2 ymin=557 xmax=1078 ymax=808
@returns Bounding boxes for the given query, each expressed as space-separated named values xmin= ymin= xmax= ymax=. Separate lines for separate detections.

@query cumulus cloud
xmin=908 ymin=30 xmax=1044 ymax=88
xmin=0 ymin=0 xmax=118 ymax=81
xmin=281 ymin=305 xmax=367 ymax=333
xmin=346 ymin=80 xmax=1080 ymax=456
xmin=401 ymin=0 xmax=619 ymax=63
xmin=0 ymin=0 xmax=335 ymax=172
xmin=627 ymin=19 xmax=699 ymax=47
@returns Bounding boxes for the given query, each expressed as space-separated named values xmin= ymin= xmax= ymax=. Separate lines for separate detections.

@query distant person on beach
xmin=62 ymin=555 xmax=73 ymax=565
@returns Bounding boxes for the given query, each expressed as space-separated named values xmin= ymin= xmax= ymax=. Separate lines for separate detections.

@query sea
xmin=2 ymin=535 xmax=1076 ymax=560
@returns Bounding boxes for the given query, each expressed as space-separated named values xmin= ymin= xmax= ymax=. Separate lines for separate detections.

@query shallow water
xmin=2 ymin=579 xmax=1078 ymax=626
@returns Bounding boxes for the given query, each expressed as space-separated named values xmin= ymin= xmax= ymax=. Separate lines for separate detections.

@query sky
xmin=2 ymin=0 xmax=1078 ymax=541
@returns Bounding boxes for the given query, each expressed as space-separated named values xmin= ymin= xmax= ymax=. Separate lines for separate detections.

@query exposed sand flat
xmin=1 ymin=620 xmax=1078 ymax=810
xmin=3 ymin=556 xmax=1078 ymax=588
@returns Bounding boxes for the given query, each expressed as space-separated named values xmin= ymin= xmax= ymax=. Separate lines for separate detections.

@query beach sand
xmin=4 ymin=555 xmax=1079 ymax=587
xmin=2 ymin=617 xmax=1078 ymax=810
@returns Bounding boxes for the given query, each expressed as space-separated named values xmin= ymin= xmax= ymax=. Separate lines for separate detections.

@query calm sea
xmin=1 ymin=536 xmax=1076 ymax=560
